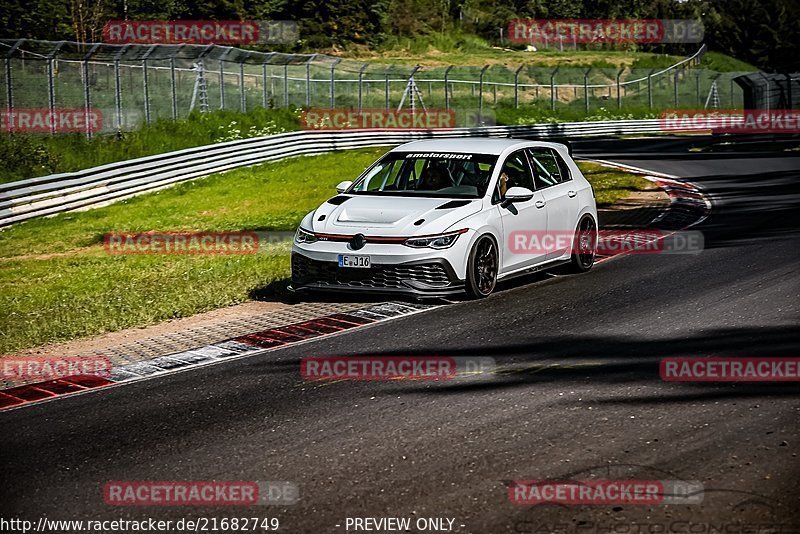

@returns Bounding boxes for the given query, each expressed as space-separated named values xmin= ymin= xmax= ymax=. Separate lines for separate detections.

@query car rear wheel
xmin=466 ymin=235 xmax=498 ymax=298
xmin=568 ymin=215 xmax=597 ymax=273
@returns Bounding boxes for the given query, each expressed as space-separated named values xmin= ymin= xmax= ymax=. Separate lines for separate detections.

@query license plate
xmin=338 ymin=255 xmax=371 ymax=268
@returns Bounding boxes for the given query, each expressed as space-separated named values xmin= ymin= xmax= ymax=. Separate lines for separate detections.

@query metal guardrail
xmin=0 ymin=119 xmax=664 ymax=228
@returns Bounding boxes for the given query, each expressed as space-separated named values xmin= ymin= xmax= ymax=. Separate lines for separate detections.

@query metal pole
xmin=114 ymin=59 xmax=122 ymax=130
xmin=695 ymin=72 xmax=701 ymax=107
xmin=358 ymin=63 xmax=369 ymax=111
xmin=305 ymin=54 xmax=316 ymax=108
xmin=47 ymin=54 xmax=58 ymax=134
xmin=647 ymin=69 xmax=655 ymax=110
xmin=730 ymin=77 xmax=735 ymax=107
xmin=674 ymin=69 xmax=679 ymax=107
xmin=218 ymin=47 xmax=233 ymax=110
xmin=584 ymin=68 xmax=591 ymax=113
xmin=283 ymin=63 xmax=289 ymax=108
xmin=81 ymin=43 xmax=100 ymax=138
xmin=787 ymin=73 xmax=794 ymax=109
xmin=384 ymin=66 xmax=392 ymax=110
xmin=478 ymin=65 xmax=489 ymax=117
xmin=141 ymin=45 xmax=156 ymax=125
xmin=550 ymin=67 xmax=559 ymax=111
xmin=444 ymin=65 xmax=453 ymax=110
xmin=4 ymin=39 xmax=25 ymax=116
xmin=330 ymin=58 xmax=341 ymax=109
xmin=616 ymin=69 xmax=623 ymax=109
xmin=259 ymin=52 xmax=274 ymax=109
xmin=239 ymin=61 xmax=246 ymax=112
xmin=169 ymin=57 xmax=177 ymax=119
xmin=514 ymin=65 xmax=523 ymax=109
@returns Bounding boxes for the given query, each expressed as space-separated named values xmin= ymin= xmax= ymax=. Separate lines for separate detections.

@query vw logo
xmin=350 ymin=233 xmax=366 ymax=250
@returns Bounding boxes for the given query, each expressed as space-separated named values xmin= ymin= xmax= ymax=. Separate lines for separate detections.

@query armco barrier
xmin=0 ymin=119 xmax=663 ymax=227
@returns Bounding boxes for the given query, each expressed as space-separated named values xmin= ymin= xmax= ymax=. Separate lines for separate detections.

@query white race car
xmin=291 ymin=138 xmax=597 ymax=298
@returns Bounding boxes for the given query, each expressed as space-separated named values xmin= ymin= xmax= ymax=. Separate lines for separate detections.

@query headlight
xmin=404 ymin=229 xmax=466 ymax=249
xmin=295 ymin=227 xmax=318 ymax=244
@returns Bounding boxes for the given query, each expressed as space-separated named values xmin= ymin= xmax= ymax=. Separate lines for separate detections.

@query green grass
xmin=0 ymin=147 xmax=648 ymax=354
xmin=0 ymin=107 xmax=302 ymax=184
xmin=579 ymin=161 xmax=652 ymax=205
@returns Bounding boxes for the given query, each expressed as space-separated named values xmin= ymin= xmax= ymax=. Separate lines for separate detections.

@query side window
xmin=527 ymin=148 xmax=570 ymax=188
xmin=497 ymin=150 xmax=534 ymax=199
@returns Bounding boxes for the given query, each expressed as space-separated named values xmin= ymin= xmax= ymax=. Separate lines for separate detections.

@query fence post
xmin=282 ymin=63 xmax=289 ymax=108
xmin=358 ymin=63 xmax=369 ymax=111
xmin=478 ymin=65 xmax=489 ymax=117
xmin=647 ymin=68 xmax=656 ymax=110
xmin=168 ymin=56 xmax=178 ymax=119
xmin=305 ymin=54 xmax=316 ymax=107
xmin=583 ymin=68 xmax=591 ymax=113
xmin=113 ymin=45 xmax=130 ymax=132
xmin=616 ymin=68 xmax=623 ymax=109
xmin=673 ymin=69 xmax=679 ymax=107
xmin=550 ymin=67 xmax=559 ymax=111
xmin=514 ymin=65 xmax=523 ymax=109
xmin=384 ymin=66 xmax=392 ymax=110
xmin=730 ymin=77 xmax=735 ymax=107
xmin=46 ymin=42 xmax=65 ymax=134
xmin=787 ymin=73 xmax=794 ymax=109
xmin=330 ymin=58 xmax=341 ymax=109
xmin=443 ymin=65 xmax=453 ymax=110
xmin=695 ymin=71 xmax=701 ymax=107
xmin=218 ymin=47 xmax=233 ymax=110
xmin=141 ymin=44 xmax=157 ymax=125
xmin=81 ymin=43 xmax=100 ymax=139
xmin=238 ymin=60 xmax=247 ymax=112
xmin=4 ymin=39 xmax=24 ymax=117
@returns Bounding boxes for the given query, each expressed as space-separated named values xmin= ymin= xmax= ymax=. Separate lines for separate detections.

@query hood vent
xmin=327 ymin=195 xmax=352 ymax=206
xmin=436 ymin=200 xmax=472 ymax=210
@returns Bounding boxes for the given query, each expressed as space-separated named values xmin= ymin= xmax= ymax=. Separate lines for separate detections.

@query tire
xmin=466 ymin=235 xmax=499 ymax=298
xmin=567 ymin=215 xmax=597 ymax=273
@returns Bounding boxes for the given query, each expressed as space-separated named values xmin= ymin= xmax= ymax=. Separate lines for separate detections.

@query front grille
xmin=292 ymin=254 xmax=452 ymax=289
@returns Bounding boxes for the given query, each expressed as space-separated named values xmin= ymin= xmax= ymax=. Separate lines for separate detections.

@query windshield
xmin=349 ymin=151 xmax=498 ymax=198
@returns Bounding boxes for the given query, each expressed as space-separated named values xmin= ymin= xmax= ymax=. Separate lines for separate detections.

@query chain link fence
xmin=1 ymin=39 xmax=755 ymax=136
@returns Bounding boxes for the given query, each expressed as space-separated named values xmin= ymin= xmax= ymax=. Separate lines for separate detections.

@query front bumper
xmin=291 ymin=252 xmax=465 ymax=296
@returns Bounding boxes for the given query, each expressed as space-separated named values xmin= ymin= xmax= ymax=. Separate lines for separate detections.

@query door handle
xmin=568 ymin=190 xmax=577 ymax=198
xmin=535 ymin=200 xmax=546 ymax=209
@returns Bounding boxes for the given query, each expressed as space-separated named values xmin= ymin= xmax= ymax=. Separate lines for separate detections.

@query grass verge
xmin=0 ymin=148 xmax=649 ymax=355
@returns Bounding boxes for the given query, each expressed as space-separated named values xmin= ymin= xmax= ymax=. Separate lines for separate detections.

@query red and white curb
xmin=0 ymin=301 xmax=437 ymax=412
xmin=588 ymin=159 xmax=712 ymax=264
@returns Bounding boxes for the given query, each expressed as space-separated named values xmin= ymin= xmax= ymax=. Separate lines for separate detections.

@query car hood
xmin=309 ymin=195 xmax=482 ymax=236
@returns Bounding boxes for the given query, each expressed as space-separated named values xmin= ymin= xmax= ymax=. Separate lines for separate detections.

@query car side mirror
xmin=335 ymin=180 xmax=353 ymax=193
xmin=503 ymin=186 xmax=535 ymax=206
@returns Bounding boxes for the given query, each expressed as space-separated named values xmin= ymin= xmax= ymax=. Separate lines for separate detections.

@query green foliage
xmin=0 ymin=0 xmax=793 ymax=70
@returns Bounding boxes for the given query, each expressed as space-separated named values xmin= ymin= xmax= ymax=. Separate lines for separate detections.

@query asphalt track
xmin=2 ymin=136 xmax=799 ymax=533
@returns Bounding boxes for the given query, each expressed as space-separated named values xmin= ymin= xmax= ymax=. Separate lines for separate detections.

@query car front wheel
xmin=466 ymin=235 xmax=498 ymax=298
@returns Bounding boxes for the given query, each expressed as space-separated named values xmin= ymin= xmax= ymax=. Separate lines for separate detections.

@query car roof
xmin=391 ymin=137 xmax=566 ymax=156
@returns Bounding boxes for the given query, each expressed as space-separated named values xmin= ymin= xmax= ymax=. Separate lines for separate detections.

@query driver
xmin=419 ymin=162 xmax=452 ymax=190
